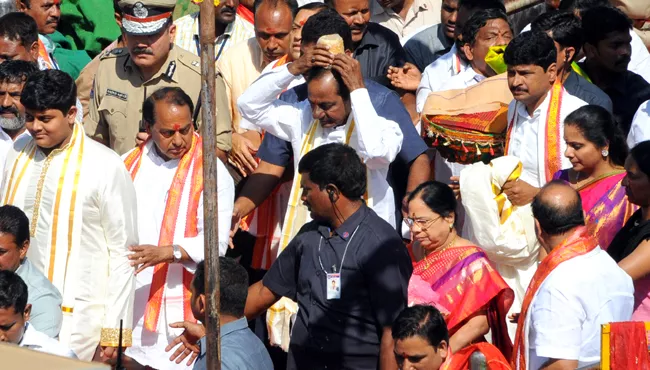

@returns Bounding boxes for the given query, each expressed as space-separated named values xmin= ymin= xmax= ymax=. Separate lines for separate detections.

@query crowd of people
xmin=0 ymin=0 xmax=648 ymax=369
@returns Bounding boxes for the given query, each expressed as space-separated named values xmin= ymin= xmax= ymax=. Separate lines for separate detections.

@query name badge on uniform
xmin=326 ymin=273 xmax=341 ymax=300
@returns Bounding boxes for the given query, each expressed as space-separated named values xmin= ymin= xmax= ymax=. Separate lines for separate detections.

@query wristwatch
xmin=172 ymin=245 xmax=182 ymax=263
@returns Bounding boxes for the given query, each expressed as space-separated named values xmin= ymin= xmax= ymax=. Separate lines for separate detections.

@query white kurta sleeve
xmin=237 ymin=65 xmax=304 ymax=141
xmin=217 ymin=160 xmax=235 ymax=256
xmin=98 ymin=162 xmax=138 ymax=347
xmin=350 ymin=88 xmax=403 ymax=170
xmin=179 ymin=192 xmax=204 ymax=270
xmin=416 ymin=66 xmax=434 ymax=113
xmin=627 ymin=100 xmax=650 ymax=148
xmin=180 ymin=160 xmax=234 ymax=262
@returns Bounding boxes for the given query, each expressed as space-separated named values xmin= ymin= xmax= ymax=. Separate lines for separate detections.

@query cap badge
xmin=133 ymin=2 xmax=148 ymax=19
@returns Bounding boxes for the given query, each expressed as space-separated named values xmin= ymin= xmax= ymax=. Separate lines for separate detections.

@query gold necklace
xmin=424 ymin=233 xmax=457 ymax=269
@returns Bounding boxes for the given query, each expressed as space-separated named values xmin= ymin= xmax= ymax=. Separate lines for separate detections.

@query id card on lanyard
xmin=318 ymin=226 xmax=360 ymax=300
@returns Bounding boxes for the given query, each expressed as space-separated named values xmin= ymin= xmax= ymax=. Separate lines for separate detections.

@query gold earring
xmin=449 ymin=223 xmax=453 ymax=231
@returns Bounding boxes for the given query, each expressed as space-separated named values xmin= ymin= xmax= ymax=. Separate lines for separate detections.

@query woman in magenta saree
xmin=406 ymin=182 xmax=513 ymax=359
xmin=554 ymin=106 xmax=636 ymax=250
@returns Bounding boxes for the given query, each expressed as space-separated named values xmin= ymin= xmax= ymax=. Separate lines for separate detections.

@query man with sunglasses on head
xmin=84 ymin=0 xmax=231 ymax=160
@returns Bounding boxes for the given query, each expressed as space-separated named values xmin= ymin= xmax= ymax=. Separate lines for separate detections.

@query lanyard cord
xmin=317 ymin=225 xmax=360 ymax=275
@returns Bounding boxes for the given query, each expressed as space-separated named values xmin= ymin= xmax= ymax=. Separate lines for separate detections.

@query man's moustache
xmin=220 ymin=6 xmax=236 ymax=14
xmin=47 ymin=18 xmax=59 ymax=24
xmin=0 ymin=108 xmax=18 ymax=116
xmin=133 ymin=48 xmax=154 ymax=55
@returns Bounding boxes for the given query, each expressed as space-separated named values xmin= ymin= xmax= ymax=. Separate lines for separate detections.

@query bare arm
xmin=380 ymin=327 xmax=398 ymax=370
xmin=449 ymin=311 xmax=490 ymax=351
xmin=233 ymin=160 xmax=286 ymax=220
xmin=618 ymin=240 xmax=650 ymax=280
xmin=244 ymin=281 xmax=281 ymax=320
xmin=406 ymin=153 xmax=431 ymax=193
xmin=540 ymin=359 xmax=579 ymax=370
xmin=400 ymin=91 xmax=420 ymax=126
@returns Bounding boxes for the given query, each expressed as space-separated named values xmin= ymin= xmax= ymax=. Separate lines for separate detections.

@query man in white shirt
xmin=0 ymin=61 xmax=38 ymax=184
xmin=370 ymin=0 xmax=442 ymax=40
xmin=174 ymin=0 xmax=255 ymax=61
xmin=416 ymin=0 xmax=505 ymax=112
xmin=123 ymin=87 xmax=234 ymax=369
xmin=628 ymin=99 xmax=650 ymax=148
xmin=238 ymin=41 xmax=403 ymax=245
xmin=1 ymin=70 xmax=137 ymax=362
xmin=512 ymin=182 xmax=633 ymax=370
xmin=502 ymin=31 xmax=587 ymax=206
xmin=0 ymin=270 xmax=75 ymax=358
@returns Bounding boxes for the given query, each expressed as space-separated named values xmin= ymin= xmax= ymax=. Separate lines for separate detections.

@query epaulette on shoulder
xmin=100 ymin=47 xmax=128 ymax=60
xmin=176 ymin=49 xmax=201 ymax=74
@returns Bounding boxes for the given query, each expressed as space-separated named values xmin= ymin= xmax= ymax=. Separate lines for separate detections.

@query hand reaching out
xmin=387 ymin=63 xmax=422 ymax=92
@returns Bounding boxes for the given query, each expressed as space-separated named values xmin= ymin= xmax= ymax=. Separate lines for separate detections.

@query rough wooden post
xmin=199 ymin=1 xmax=221 ymax=369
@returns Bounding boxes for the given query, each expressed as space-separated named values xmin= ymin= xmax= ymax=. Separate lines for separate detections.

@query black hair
xmin=564 ymin=105 xmax=628 ymax=167
xmin=305 ymin=67 xmax=351 ymax=101
xmin=297 ymin=143 xmax=367 ymax=200
xmin=254 ymin=0 xmax=299 ymax=17
xmin=297 ymin=2 xmax=328 ymax=12
xmin=0 ymin=270 xmax=28 ymax=314
xmin=391 ymin=305 xmax=450 ymax=347
xmin=560 ymin=0 xmax=609 ymax=14
xmin=0 ymin=205 xmax=29 ymax=248
xmin=630 ymin=141 xmax=650 ymax=179
xmin=408 ymin=181 xmax=457 ymax=218
xmin=532 ymin=180 xmax=585 ymax=236
xmin=113 ymin=0 xmax=122 ymax=15
xmin=461 ymin=8 xmax=510 ymax=47
xmin=142 ymin=87 xmax=194 ymax=127
xmin=324 ymin=0 xmax=370 ymax=8
xmin=0 ymin=12 xmax=38 ymax=48
xmin=193 ymin=257 xmax=249 ymax=318
xmin=531 ymin=11 xmax=583 ymax=62
xmin=458 ymin=0 xmax=506 ymax=13
xmin=504 ymin=31 xmax=557 ymax=71
xmin=19 ymin=0 xmax=31 ymax=8
xmin=301 ymin=8 xmax=353 ymax=52
xmin=0 ymin=60 xmax=38 ymax=85
xmin=581 ymin=6 xmax=632 ymax=46
xmin=21 ymin=69 xmax=76 ymax=114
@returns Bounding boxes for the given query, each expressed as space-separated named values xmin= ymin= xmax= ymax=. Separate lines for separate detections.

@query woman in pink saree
xmin=553 ymin=106 xmax=637 ymax=249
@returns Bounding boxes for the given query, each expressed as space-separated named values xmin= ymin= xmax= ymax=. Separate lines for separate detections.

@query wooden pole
xmin=199 ymin=1 xmax=221 ymax=370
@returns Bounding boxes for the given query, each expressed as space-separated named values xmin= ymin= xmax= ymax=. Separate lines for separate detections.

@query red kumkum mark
xmin=173 ymin=124 xmax=181 ymax=131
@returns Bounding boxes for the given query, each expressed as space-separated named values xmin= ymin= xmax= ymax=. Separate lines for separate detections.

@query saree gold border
xmin=100 ymin=328 xmax=133 ymax=347
xmin=64 ymin=133 xmax=84 ymax=283
xmin=48 ymin=134 xmax=77 ymax=281
xmin=6 ymin=145 xmax=37 ymax=205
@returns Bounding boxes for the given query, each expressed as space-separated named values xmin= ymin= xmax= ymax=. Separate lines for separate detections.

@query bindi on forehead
xmin=173 ymin=124 xmax=181 ymax=131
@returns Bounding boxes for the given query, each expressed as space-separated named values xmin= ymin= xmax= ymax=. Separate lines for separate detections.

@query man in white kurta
xmin=0 ymin=60 xmax=39 ymax=184
xmin=238 ymin=48 xmax=403 ymax=237
xmin=0 ymin=70 xmax=137 ymax=361
xmin=123 ymin=87 xmax=234 ymax=369
xmin=502 ymin=31 xmax=587 ymax=206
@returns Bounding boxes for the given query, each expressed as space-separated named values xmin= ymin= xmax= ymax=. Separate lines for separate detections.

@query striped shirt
xmin=174 ymin=13 xmax=255 ymax=61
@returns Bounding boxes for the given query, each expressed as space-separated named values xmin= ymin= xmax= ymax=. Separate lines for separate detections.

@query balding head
xmin=532 ymin=180 xmax=585 ymax=237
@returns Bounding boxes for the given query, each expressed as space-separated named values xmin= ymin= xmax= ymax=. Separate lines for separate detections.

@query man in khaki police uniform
xmin=84 ymin=0 xmax=232 ymax=158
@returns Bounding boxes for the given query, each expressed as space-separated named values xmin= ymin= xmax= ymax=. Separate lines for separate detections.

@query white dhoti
xmin=460 ymin=155 xmax=540 ymax=340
